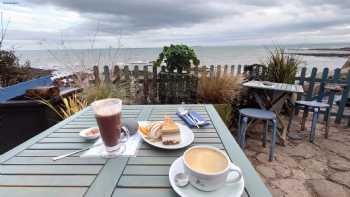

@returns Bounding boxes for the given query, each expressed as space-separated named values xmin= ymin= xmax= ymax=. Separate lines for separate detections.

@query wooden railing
xmin=92 ymin=64 xmax=350 ymax=125
xmin=296 ymin=67 xmax=350 ymax=125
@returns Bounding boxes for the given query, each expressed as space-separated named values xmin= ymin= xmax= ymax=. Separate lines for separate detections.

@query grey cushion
xmin=239 ymin=108 xmax=276 ymax=120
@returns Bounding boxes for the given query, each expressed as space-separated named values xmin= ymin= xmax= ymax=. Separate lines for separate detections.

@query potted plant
xmin=154 ymin=44 xmax=200 ymax=73
xmin=265 ymin=47 xmax=301 ymax=84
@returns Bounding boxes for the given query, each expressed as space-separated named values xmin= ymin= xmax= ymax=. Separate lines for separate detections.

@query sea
xmin=14 ymin=43 xmax=350 ymax=77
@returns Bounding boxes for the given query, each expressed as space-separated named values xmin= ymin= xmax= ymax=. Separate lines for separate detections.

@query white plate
xmin=138 ymin=122 xmax=194 ymax=150
xmin=169 ymin=157 xmax=245 ymax=197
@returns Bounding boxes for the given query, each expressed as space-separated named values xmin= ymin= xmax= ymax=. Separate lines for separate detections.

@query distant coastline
xmin=288 ymin=47 xmax=350 ymax=58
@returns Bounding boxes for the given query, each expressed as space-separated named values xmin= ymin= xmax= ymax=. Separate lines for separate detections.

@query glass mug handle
xmin=226 ymin=163 xmax=242 ymax=184
xmin=120 ymin=126 xmax=130 ymax=143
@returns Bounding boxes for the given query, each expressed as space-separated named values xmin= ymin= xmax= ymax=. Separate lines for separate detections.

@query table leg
xmin=251 ymin=90 xmax=295 ymax=145
xmin=310 ymin=108 xmax=319 ymax=143
xmin=253 ymin=92 xmax=267 ymax=110
xmin=301 ymin=105 xmax=309 ymax=131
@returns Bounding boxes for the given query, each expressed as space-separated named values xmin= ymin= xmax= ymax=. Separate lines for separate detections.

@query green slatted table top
xmin=0 ymin=105 xmax=271 ymax=197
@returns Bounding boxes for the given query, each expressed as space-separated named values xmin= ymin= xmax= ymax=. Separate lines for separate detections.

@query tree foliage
xmin=155 ymin=44 xmax=200 ymax=72
xmin=0 ymin=50 xmax=51 ymax=87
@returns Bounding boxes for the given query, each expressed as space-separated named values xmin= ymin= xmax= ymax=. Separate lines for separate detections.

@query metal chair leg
xmin=310 ymin=107 xmax=319 ymax=143
xmin=238 ymin=113 xmax=241 ymax=142
xmin=262 ymin=120 xmax=268 ymax=147
xmin=325 ymin=107 xmax=330 ymax=139
xmin=269 ymin=119 xmax=277 ymax=161
xmin=287 ymin=105 xmax=295 ymax=133
xmin=239 ymin=116 xmax=248 ymax=148
xmin=301 ymin=105 xmax=308 ymax=131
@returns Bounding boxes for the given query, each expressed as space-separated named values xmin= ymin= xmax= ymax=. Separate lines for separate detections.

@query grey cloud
xmin=26 ymin=0 xmax=233 ymax=33
xmin=6 ymin=0 xmax=350 ymax=49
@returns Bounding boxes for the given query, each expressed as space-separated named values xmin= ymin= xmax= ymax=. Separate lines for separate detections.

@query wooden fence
xmin=92 ymin=64 xmax=246 ymax=104
xmin=92 ymin=64 xmax=350 ymax=125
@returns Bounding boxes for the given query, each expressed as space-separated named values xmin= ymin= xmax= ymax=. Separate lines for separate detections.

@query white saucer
xmin=169 ymin=157 xmax=245 ymax=197
xmin=79 ymin=127 xmax=100 ymax=140
xmin=139 ymin=122 xmax=194 ymax=150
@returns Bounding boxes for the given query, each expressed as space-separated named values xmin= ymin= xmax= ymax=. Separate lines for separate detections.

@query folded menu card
xmin=176 ymin=111 xmax=209 ymax=128
xmin=80 ymin=132 xmax=142 ymax=158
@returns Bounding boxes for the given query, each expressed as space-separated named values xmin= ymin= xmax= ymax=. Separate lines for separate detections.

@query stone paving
xmin=236 ymin=115 xmax=350 ymax=197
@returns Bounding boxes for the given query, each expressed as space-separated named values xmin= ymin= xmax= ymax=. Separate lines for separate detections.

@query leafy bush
xmin=0 ymin=50 xmax=51 ymax=87
xmin=155 ymin=44 xmax=200 ymax=73
xmin=197 ymin=74 xmax=242 ymax=104
xmin=265 ymin=47 xmax=300 ymax=84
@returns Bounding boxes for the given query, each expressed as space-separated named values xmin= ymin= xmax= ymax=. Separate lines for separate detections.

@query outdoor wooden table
xmin=0 ymin=104 xmax=271 ymax=197
xmin=243 ymin=81 xmax=304 ymax=144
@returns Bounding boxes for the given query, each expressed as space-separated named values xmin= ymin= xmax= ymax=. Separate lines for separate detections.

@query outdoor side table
xmin=0 ymin=104 xmax=271 ymax=197
xmin=242 ymin=81 xmax=304 ymax=145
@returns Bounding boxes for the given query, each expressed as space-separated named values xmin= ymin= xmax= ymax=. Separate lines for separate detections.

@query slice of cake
xmin=161 ymin=133 xmax=181 ymax=145
xmin=160 ymin=116 xmax=181 ymax=145
xmin=161 ymin=116 xmax=180 ymax=134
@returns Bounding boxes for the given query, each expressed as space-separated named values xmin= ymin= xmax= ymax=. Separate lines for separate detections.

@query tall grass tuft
xmin=83 ymin=82 xmax=129 ymax=104
xmin=265 ymin=47 xmax=301 ymax=84
xmin=38 ymin=94 xmax=87 ymax=120
xmin=197 ymin=74 xmax=243 ymax=104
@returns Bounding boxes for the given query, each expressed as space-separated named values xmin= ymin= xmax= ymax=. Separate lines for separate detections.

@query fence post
xmin=230 ymin=65 xmax=235 ymax=75
xmin=254 ymin=65 xmax=260 ymax=80
xmin=190 ymin=66 xmax=198 ymax=103
xmin=158 ymin=66 xmax=166 ymax=103
xmin=194 ymin=64 xmax=199 ymax=78
xmin=123 ymin=66 xmax=130 ymax=81
xmin=318 ymin=68 xmax=329 ymax=102
xmin=237 ymin=65 xmax=242 ymax=75
xmin=223 ymin=65 xmax=228 ymax=75
xmin=262 ymin=66 xmax=267 ymax=80
xmin=301 ymin=67 xmax=317 ymax=131
xmin=216 ymin=65 xmax=221 ymax=79
xmin=335 ymin=70 xmax=350 ymax=123
xmin=133 ymin=65 xmax=139 ymax=79
xmin=103 ymin=65 xmax=111 ymax=83
xmin=143 ymin=66 xmax=149 ymax=104
xmin=113 ymin=65 xmax=121 ymax=83
xmin=152 ymin=64 xmax=158 ymax=103
xmin=209 ymin=65 xmax=214 ymax=79
xmin=201 ymin=65 xmax=207 ymax=79
xmin=93 ymin=65 xmax=100 ymax=84
xmin=185 ymin=72 xmax=192 ymax=103
xmin=297 ymin=67 xmax=307 ymax=101
xmin=306 ymin=67 xmax=318 ymax=100
xmin=326 ymin=68 xmax=341 ymax=122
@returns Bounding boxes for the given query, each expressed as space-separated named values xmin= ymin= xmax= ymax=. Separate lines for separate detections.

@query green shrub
xmin=0 ymin=50 xmax=51 ymax=87
xmin=155 ymin=44 xmax=200 ymax=73
xmin=265 ymin=47 xmax=300 ymax=84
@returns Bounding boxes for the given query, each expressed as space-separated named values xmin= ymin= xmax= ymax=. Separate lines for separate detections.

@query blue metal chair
xmin=238 ymin=108 xmax=277 ymax=161
xmin=288 ymin=100 xmax=330 ymax=142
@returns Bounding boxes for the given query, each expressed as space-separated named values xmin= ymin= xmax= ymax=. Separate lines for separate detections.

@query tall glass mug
xmin=91 ymin=98 xmax=123 ymax=152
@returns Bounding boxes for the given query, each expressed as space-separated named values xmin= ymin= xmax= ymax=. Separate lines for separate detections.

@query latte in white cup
xmin=183 ymin=146 xmax=242 ymax=191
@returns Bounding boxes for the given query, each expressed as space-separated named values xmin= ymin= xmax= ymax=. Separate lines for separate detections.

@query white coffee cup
xmin=183 ymin=145 xmax=242 ymax=191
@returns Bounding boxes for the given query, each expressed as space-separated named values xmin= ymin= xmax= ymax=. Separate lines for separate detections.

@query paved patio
xmin=236 ymin=114 xmax=350 ymax=197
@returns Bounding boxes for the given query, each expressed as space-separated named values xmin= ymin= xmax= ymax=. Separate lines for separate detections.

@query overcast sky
xmin=1 ymin=0 xmax=350 ymax=50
